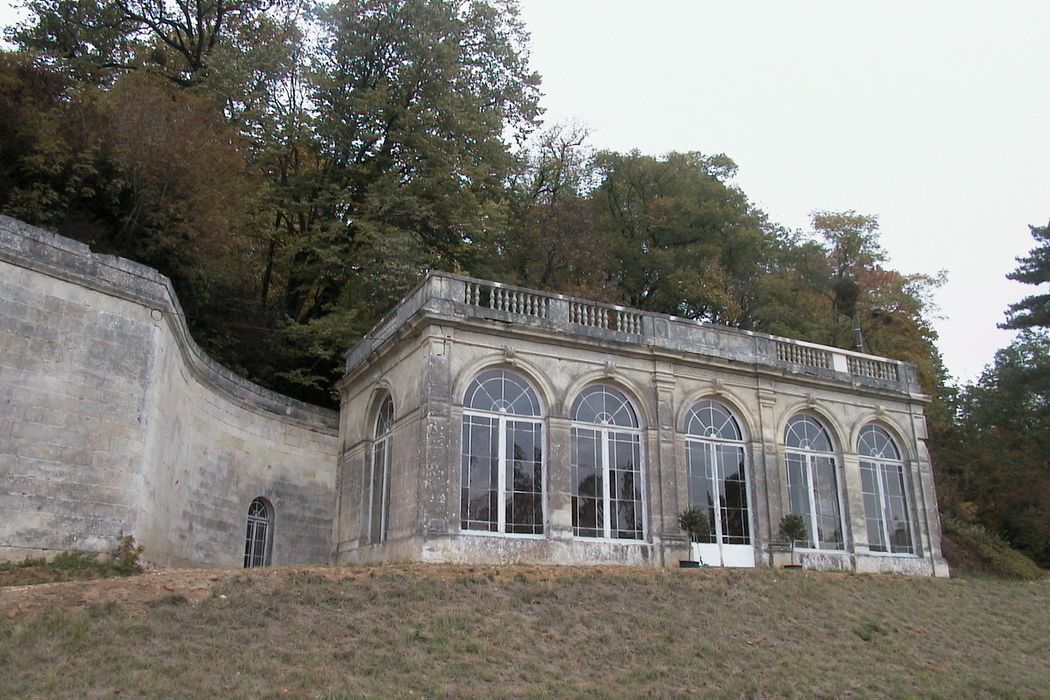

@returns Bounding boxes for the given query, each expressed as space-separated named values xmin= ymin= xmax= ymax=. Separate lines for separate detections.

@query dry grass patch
xmin=1 ymin=564 xmax=1048 ymax=697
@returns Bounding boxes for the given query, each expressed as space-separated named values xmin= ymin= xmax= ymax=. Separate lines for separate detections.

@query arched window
xmin=858 ymin=425 xmax=914 ymax=554
xmin=461 ymin=369 xmax=544 ymax=534
xmin=685 ymin=400 xmax=750 ymax=548
xmin=570 ymin=384 xmax=644 ymax=540
xmin=243 ymin=498 xmax=272 ymax=568
xmin=366 ymin=396 xmax=394 ymax=545
xmin=784 ymin=414 xmax=844 ymax=550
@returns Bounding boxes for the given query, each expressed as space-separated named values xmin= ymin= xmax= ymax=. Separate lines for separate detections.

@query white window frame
xmin=460 ymin=370 xmax=546 ymax=538
xmin=784 ymin=415 xmax=847 ymax=552
xmin=463 ymin=411 xmax=545 ymax=537
xmin=858 ymin=425 xmax=916 ymax=556
xmin=570 ymin=386 xmax=646 ymax=542
xmin=684 ymin=434 xmax=752 ymax=547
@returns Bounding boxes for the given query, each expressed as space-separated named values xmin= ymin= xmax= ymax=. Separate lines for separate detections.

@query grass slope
xmin=1 ymin=564 xmax=1048 ymax=697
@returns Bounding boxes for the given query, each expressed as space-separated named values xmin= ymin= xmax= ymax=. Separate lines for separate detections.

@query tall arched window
xmin=858 ymin=424 xmax=914 ymax=554
xmin=461 ymin=369 xmax=544 ymax=534
xmin=685 ymin=400 xmax=750 ymax=550
xmin=366 ymin=396 xmax=394 ymax=545
xmin=243 ymin=498 xmax=272 ymax=568
xmin=784 ymin=414 xmax=844 ymax=550
xmin=570 ymin=384 xmax=644 ymax=540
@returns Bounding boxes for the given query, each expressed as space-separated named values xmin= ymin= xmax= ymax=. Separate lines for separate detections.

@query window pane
xmin=572 ymin=427 xmax=602 ymax=537
xmin=686 ymin=441 xmax=717 ymax=543
xmin=243 ymin=520 xmax=255 ymax=568
xmin=812 ymin=456 xmax=843 ymax=549
xmin=859 ymin=424 xmax=901 ymax=460
xmin=572 ymin=384 xmax=638 ymax=428
xmin=860 ymin=460 xmax=886 ymax=552
xmin=785 ymin=453 xmax=814 ymax=548
xmin=461 ymin=415 xmax=498 ymax=531
xmin=882 ymin=463 xmax=914 ymax=554
xmin=686 ymin=400 xmax=742 ymax=440
xmin=610 ymin=433 xmax=642 ymax=539
xmin=785 ymin=414 xmax=833 ymax=452
xmin=464 ymin=369 xmax=541 ymax=416
xmin=718 ymin=445 xmax=749 ymax=544
xmin=506 ymin=421 xmax=543 ymax=534
xmin=252 ymin=521 xmax=267 ymax=567
xmin=369 ymin=440 xmax=387 ymax=544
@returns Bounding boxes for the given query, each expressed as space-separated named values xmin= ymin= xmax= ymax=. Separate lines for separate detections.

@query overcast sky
xmin=519 ymin=0 xmax=1049 ymax=384
xmin=2 ymin=1 xmax=1046 ymax=383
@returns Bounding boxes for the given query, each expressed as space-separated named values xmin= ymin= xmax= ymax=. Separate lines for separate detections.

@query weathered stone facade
xmin=334 ymin=275 xmax=949 ymax=576
xmin=1 ymin=216 xmax=948 ymax=575
xmin=0 ymin=216 xmax=338 ymax=567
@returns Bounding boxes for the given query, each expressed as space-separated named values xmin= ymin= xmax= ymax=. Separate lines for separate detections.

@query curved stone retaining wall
xmin=0 ymin=216 xmax=338 ymax=567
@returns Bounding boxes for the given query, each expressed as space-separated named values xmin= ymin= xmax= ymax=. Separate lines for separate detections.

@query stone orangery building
xmin=0 ymin=216 xmax=948 ymax=576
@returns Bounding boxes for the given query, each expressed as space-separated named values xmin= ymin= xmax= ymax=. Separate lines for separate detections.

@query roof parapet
xmin=345 ymin=272 xmax=925 ymax=397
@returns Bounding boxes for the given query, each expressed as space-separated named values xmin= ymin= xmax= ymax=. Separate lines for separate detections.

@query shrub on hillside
xmin=941 ymin=515 xmax=1044 ymax=581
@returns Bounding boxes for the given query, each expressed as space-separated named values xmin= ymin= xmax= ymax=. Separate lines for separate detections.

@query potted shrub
xmin=778 ymin=513 xmax=808 ymax=568
xmin=678 ymin=506 xmax=711 ymax=568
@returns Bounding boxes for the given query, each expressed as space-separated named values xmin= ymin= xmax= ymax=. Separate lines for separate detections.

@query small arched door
xmin=243 ymin=498 xmax=272 ymax=568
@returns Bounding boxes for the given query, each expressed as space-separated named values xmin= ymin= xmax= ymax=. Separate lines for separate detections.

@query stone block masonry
xmin=0 ymin=216 xmax=339 ymax=567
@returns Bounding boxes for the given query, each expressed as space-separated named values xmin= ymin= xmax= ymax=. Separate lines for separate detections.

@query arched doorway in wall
xmin=684 ymin=399 xmax=755 ymax=567
xmin=243 ymin=497 xmax=273 ymax=568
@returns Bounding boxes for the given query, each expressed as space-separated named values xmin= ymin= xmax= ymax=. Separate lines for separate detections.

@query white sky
xmin=519 ymin=0 xmax=1049 ymax=384
xmin=2 ymin=0 xmax=1046 ymax=383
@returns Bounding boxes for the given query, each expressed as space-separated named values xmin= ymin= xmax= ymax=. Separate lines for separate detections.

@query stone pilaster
xmin=547 ymin=417 xmax=573 ymax=540
xmin=419 ymin=330 xmax=455 ymax=536
xmin=754 ymin=386 xmax=781 ymax=564
xmin=652 ymin=366 xmax=684 ymax=560
xmin=840 ymin=453 xmax=868 ymax=557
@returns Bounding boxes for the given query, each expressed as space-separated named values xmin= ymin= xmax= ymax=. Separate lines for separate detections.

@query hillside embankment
xmin=1 ymin=563 xmax=1048 ymax=697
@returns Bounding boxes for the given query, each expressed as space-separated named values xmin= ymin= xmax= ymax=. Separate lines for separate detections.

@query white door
xmin=686 ymin=440 xmax=756 ymax=568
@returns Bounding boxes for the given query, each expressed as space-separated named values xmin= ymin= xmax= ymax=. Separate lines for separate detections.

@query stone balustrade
xmin=346 ymin=273 xmax=923 ymax=396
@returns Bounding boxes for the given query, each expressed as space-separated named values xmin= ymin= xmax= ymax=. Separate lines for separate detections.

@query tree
xmin=593 ymin=150 xmax=773 ymax=324
xmin=496 ymin=122 xmax=609 ymax=296
xmin=255 ymin=0 xmax=542 ymax=397
xmin=1001 ymin=221 xmax=1050 ymax=330
xmin=936 ymin=331 xmax=1050 ymax=566
xmin=10 ymin=0 xmax=292 ymax=87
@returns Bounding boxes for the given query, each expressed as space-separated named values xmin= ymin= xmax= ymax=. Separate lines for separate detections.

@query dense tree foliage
xmin=932 ymin=332 xmax=1050 ymax=565
xmin=931 ymin=224 xmax=1050 ymax=566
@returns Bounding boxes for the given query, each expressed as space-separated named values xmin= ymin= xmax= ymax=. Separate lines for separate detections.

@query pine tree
xmin=1002 ymin=222 xmax=1050 ymax=330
